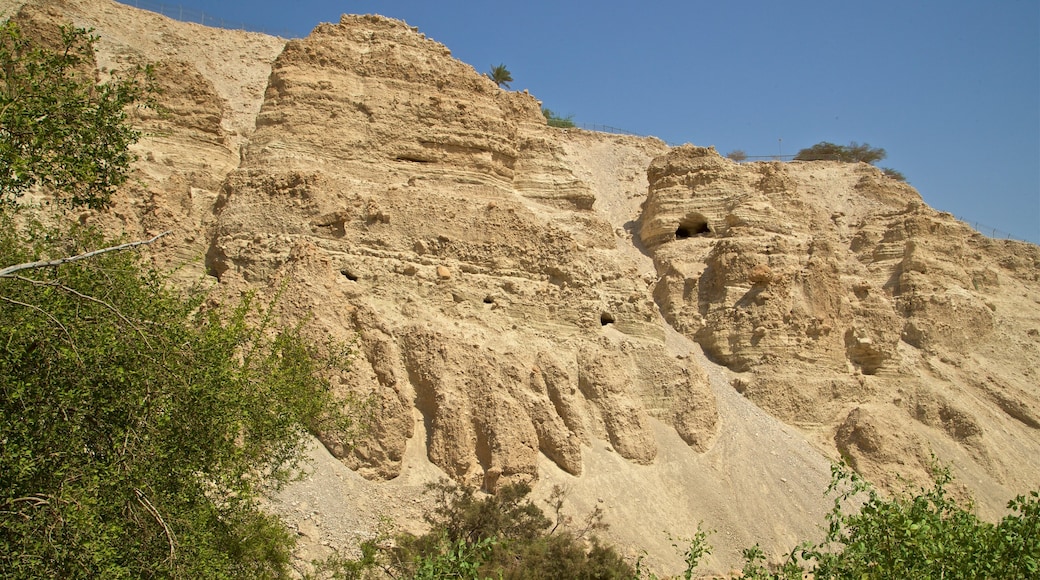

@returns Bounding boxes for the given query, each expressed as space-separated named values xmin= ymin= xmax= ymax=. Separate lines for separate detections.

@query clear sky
xmin=121 ymin=0 xmax=1040 ymax=244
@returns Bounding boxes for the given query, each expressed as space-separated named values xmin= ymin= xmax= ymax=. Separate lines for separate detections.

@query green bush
xmin=412 ymin=536 xmax=497 ymax=580
xmin=692 ymin=463 xmax=1040 ymax=580
xmin=0 ymin=217 xmax=359 ymax=578
xmin=327 ymin=481 xmax=636 ymax=579
xmin=542 ymin=107 xmax=576 ymax=128
xmin=794 ymin=141 xmax=886 ymax=164
xmin=0 ymin=21 xmax=153 ymax=209
xmin=804 ymin=463 xmax=1038 ymax=579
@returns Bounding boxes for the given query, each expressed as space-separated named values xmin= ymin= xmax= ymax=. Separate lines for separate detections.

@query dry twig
xmin=135 ymin=488 xmax=177 ymax=562
xmin=0 ymin=231 xmax=171 ymax=277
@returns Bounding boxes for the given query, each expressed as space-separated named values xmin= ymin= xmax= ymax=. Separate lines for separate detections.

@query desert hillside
xmin=3 ymin=0 xmax=1038 ymax=575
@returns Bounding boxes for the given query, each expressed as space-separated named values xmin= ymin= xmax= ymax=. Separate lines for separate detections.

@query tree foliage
xmin=702 ymin=463 xmax=1039 ymax=580
xmin=542 ymin=107 xmax=576 ymax=128
xmin=881 ymin=167 xmax=907 ymax=182
xmin=326 ymin=481 xmax=635 ymax=579
xmin=487 ymin=63 xmax=512 ymax=88
xmin=725 ymin=149 xmax=748 ymax=162
xmin=0 ymin=20 xmax=358 ymax=578
xmin=807 ymin=464 xmax=1038 ymax=579
xmin=794 ymin=141 xmax=886 ymax=164
xmin=0 ymin=217 xmax=358 ymax=579
xmin=0 ymin=21 xmax=153 ymax=210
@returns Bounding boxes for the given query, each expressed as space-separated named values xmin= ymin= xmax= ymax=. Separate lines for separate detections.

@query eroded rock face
xmin=194 ymin=14 xmax=716 ymax=486
xmin=640 ymin=145 xmax=1040 ymax=497
xmin=8 ymin=0 xmax=1039 ymax=572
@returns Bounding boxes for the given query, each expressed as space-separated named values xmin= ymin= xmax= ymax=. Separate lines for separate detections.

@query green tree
xmin=0 ymin=20 xmax=360 ymax=578
xmin=329 ymin=481 xmax=636 ymax=579
xmin=718 ymin=463 xmax=1039 ymax=580
xmin=0 ymin=217 xmax=359 ymax=579
xmin=726 ymin=149 xmax=748 ymax=162
xmin=412 ymin=537 xmax=497 ymax=580
xmin=804 ymin=464 xmax=1038 ymax=579
xmin=794 ymin=141 xmax=886 ymax=164
xmin=0 ymin=21 xmax=152 ymax=210
xmin=487 ymin=63 xmax=513 ymax=88
xmin=542 ymin=107 xmax=576 ymax=128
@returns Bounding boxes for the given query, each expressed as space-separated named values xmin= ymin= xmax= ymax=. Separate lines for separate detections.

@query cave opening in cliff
xmin=675 ymin=212 xmax=711 ymax=239
xmin=600 ymin=311 xmax=615 ymax=326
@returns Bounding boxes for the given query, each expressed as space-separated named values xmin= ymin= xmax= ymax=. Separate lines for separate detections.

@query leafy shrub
xmin=686 ymin=462 xmax=1039 ymax=579
xmin=794 ymin=141 xmax=886 ymax=164
xmin=542 ymin=107 xmax=576 ymax=128
xmin=327 ymin=481 xmax=636 ymax=579
xmin=424 ymin=480 xmax=552 ymax=545
xmin=0 ymin=21 xmax=154 ymax=209
xmin=412 ymin=536 xmax=497 ymax=580
xmin=804 ymin=463 xmax=1038 ymax=579
xmin=0 ymin=217 xmax=360 ymax=578
xmin=726 ymin=149 xmax=748 ymax=162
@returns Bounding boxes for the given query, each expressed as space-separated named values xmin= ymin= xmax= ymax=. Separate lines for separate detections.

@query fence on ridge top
xmin=115 ymin=0 xmax=298 ymax=37
xmin=952 ymin=218 xmax=1029 ymax=243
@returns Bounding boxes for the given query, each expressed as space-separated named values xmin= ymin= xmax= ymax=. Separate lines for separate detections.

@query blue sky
xmin=122 ymin=1 xmax=1039 ymax=243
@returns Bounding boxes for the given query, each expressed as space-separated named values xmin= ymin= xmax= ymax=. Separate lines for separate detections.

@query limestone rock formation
xmin=4 ymin=0 xmax=1038 ymax=574
xmin=641 ymin=145 xmax=1040 ymax=503
xmin=196 ymin=13 xmax=714 ymax=490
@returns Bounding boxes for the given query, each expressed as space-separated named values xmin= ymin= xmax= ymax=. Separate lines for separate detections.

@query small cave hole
xmin=483 ymin=295 xmax=495 ymax=304
xmin=204 ymin=244 xmax=228 ymax=281
xmin=675 ymin=213 xmax=712 ymax=239
xmin=340 ymin=269 xmax=358 ymax=281
xmin=600 ymin=311 xmax=616 ymax=326
xmin=396 ymin=155 xmax=432 ymax=164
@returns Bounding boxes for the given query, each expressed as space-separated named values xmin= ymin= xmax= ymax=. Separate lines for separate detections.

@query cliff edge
xmin=4 ymin=1 xmax=1038 ymax=574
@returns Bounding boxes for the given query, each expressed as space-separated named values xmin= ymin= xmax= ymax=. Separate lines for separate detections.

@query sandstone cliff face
xmin=641 ymin=145 xmax=1040 ymax=503
xmin=6 ymin=0 xmax=1039 ymax=573
xmin=202 ymin=14 xmax=717 ymax=488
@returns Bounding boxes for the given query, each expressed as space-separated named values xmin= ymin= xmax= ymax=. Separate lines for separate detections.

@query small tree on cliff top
xmin=488 ymin=63 xmax=513 ymax=88
xmin=726 ymin=149 xmax=748 ymax=162
xmin=794 ymin=141 xmax=886 ymax=164
xmin=542 ymin=107 xmax=576 ymax=128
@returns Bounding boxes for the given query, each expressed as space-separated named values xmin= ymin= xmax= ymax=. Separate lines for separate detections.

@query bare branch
xmin=135 ymin=488 xmax=177 ymax=562
xmin=7 ymin=495 xmax=51 ymax=507
xmin=0 ymin=494 xmax=52 ymax=520
xmin=0 ymin=231 xmax=171 ymax=277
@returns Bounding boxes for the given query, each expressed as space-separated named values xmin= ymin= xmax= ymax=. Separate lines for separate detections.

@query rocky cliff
xmin=4 ymin=0 xmax=1038 ymax=574
xmin=642 ymin=145 xmax=1040 ymax=499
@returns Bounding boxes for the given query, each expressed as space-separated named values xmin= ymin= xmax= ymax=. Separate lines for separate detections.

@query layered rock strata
xmin=197 ymin=14 xmax=718 ymax=487
xmin=640 ymin=145 xmax=1040 ymax=505
xmin=5 ymin=0 xmax=1039 ymax=573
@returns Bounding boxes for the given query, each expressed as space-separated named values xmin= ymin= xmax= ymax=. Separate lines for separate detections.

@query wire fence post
xmin=114 ymin=0 xmax=295 ymax=37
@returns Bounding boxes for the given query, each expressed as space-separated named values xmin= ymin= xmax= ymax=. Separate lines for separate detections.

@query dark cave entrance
xmin=675 ymin=213 xmax=711 ymax=239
